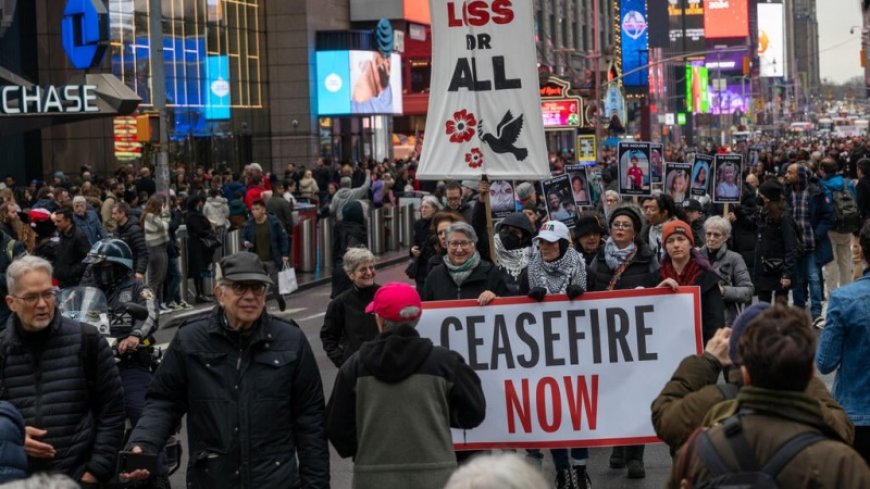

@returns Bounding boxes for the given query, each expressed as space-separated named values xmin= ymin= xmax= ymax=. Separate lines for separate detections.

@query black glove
xmin=566 ymin=284 xmax=585 ymax=300
xmin=528 ymin=287 xmax=547 ymax=302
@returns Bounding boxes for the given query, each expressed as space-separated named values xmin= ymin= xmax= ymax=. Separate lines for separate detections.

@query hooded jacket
xmin=330 ymin=173 xmax=371 ymax=220
xmin=202 ymin=196 xmax=229 ymax=228
xmin=326 ymin=325 xmax=485 ymax=489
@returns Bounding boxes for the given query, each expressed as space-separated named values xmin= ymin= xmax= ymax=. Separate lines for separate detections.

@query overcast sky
xmin=818 ymin=0 xmax=864 ymax=83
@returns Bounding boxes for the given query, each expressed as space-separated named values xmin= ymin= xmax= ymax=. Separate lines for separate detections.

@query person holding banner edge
xmin=586 ymin=204 xmax=660 ymax=478
xmin=518 ymin=220 xmax=590 ymax=489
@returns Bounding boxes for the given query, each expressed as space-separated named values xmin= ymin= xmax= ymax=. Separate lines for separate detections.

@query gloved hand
xmin=566 ymin=285 xmax=585 ymax=300
xmin=528 ymin=287 xmax=547 ymax=302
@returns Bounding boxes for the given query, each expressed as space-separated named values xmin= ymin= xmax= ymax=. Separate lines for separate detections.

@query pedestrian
xmin=320 ymin=248 xmax=380 ymax=368
xmin=856 ymin=158 xmax=870 ymax=221
xmin=443 ymin=453 xmax=548 ymax=489
xmin=331 ymin=201 xmax=368 ymax=299
xmin=640 ymin=194 xmax=682 ymax=258
xmin=518 ymin=220 xmax=590 ymax=489
xmin=409 ymin=196 xmax=440 ymax=292
xmin=754 ymin=179 xmax=798 ymax=305
xmin=817 ymin=220 xmax=870 ymax=464
xmin=71 ymin=196 xmax=104 ymax=245
xmin=265 ymin=181 xmax=294 ymax=240
xmin=330 ymin=171 xmax=371 ymax=220
xmin=203 ymin=188 xmax=229 ymax=232
xmin=49 ymin=206 xmax=91 ymax=288
xmin=818 ymin=157 xmax=858 ymax=293
xmin=1 ymin=255 xmax=125 ymax=484
xmin=141 ymin=196 xmax=171 ymax=308
xmin=242 ymin=199 xmax=290 ymax=311
xmin=184 ymin=195 xmax=217 ymax=304
xmin=299 ymin=169 xmax=319 ymax=201
xmin=443 ymin=181 xmax=474 ymax=223
xmin=112 ymin=201 xmax=149 ymax=282
xmin=326 ymin=282 xmax=485 ymax=489
xmin=669 ymin=305 xmax=870 ymax=488
xmin=122 ymin=252 xmax=329 ymax=488
xmin=700 ymin=216 xmax=753 ymax=326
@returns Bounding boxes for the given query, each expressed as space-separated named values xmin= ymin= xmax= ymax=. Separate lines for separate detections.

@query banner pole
xmin=482 ymin=175 xmax=498 ymax=266
xmin=723 ymin=203 xmax=729 ymax=217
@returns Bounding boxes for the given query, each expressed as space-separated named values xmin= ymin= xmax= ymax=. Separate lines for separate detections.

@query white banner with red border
xmin=416 ymin=0 xmax=549 ymax=180
xmin=417 ymin=287 xmax=702 ymax=449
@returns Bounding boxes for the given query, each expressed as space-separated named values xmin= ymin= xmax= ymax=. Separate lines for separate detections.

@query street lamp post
xmin=148 ymin=0 xmax=170 ymax=195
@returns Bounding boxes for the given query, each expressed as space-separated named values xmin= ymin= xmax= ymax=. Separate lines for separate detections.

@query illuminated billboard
xmin=669 ymin=0 xmax=705 ymax=54
xmin=620 ymin=0 xmax=649 ymax=86
xmin=204 ymin=55 xmax=231 ymax=120
xmin=757 ymin=3 xmax=785 ymax=78
xmin=316 ymin=50 xmax=403 ymax=115
xmin=703 ymin=0 xmax=748 ymax=39
xmin=541 ymin=99 xmax=584 ymax=128
xmin=685 ymin=65 xmax=710 ymax=113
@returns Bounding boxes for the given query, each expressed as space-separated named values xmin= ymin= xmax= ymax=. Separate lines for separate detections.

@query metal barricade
xmin=400 ymin=204 xmax=415 ymax=248
xmin=385 ymin=206 xmax=400 ymax=251
xmin=224 ymin=229 xmax=242 ymax=256
xmin=319 ymin=217 xmax=334 ymax=272
xmin=370 ymin=207 xmax=386 ymax=255
xmin=299 ymin=219 xmax=317 ymax=272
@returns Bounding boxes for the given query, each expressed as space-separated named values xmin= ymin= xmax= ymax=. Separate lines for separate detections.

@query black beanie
xmin=608 ymin=204 xmax=643 ymax=233
xmin=342 ymin=201 xmax=365 ymax=225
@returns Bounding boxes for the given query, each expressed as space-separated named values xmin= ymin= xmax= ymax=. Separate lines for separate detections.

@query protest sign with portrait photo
xmin=690 ymin=154 xmax=714 ymax=197
xmin=649 ymin=143 xmax=664 ymax=187
xmin=566 ymin=167 xmax=592 ymax=207
xmin=712 ymin=154 xmax=743 ymax=203
xmin=664 ymin=162 xmax=693 ymax=204
xmin=618 ymin=142 xmax=652 ymax=196
xmin=488 ymin=180 xmax=518 ymax=219
xmin=542 ymin=174 xmax=576 ymax=226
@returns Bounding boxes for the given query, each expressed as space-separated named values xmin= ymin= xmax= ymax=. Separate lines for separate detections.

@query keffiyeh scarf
xmin=527 ymin=246 xmax=586 ymax=293
xmin=494 ymin=234 xmax=531 ymax=279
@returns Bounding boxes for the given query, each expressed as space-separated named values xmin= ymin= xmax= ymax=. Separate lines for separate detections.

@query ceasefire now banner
xmin=417 ymin=288 xmax=702 ymax=449
xmin=416 ymin=0 xmax=549 ymax=180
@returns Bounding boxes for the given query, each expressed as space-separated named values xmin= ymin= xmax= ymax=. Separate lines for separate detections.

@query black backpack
xmin=684 ymin=415 xmax=827 ymax=489
xmin=830 ymin=180 xmax=862 ymax=234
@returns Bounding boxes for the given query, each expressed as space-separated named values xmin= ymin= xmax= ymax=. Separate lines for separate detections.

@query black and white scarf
xmin=527 ymin=246 xmax=586 ymax=293
xmin=494 ymin=234 xmax=531 ymax=279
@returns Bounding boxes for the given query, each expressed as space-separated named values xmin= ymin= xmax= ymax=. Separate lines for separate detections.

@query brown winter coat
xmin=651 ymin=352 xmax=854 ymax=452
xmin=668 ymin=386 xmax=870 ymax=489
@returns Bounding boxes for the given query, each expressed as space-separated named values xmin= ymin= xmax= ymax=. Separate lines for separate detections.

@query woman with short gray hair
xmin=321 ymin=247 xmax=380 ymax=368
xmin=420 ymin=222 xmax=510 ymax=305
xmin=702 ymin=215 xmax=753 ymax=326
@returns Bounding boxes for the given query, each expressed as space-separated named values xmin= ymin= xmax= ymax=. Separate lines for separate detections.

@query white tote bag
xmin=278 ymin=264 xmax=299 ymax=295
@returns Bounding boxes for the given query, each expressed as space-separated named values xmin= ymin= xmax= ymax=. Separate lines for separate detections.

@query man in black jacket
xmin=326 ymin=282 xmax=486 ymax=489
xmin=1 ymin=255 xmax=125 ymax=484
xmin=49 ymin=206 xmax=91 ymax=288
xmin=112 ymin=202 xmax=149 ymax=281
xmin=123 ymin=252 xmax=329 ymax=488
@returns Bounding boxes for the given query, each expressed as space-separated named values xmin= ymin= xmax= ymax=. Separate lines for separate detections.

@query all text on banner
xmin=417 ymin=287 xmax=703 ymax=449
xmin=416 ymin=0 xmax=549 ymax=180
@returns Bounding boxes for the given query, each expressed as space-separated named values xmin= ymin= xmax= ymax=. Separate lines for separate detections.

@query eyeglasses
xmin=611 ymin=222 xmax=633 ymax=230
xmin=227 ymin=282 xmax=268 ymax=296
xmin=13 ymin=289 xmax=58 ymax=306
xmin=448 ymin=240 xmax=473 ymax=249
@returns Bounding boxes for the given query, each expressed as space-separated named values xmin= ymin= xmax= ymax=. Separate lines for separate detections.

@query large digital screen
xmin=620 ymin=0 xmax=649 ymax=86
xmin=204 ymin=55 xmax=231 ymax=120
xmin=316 ymin=50 xmax=403 ymax=115
xmin=685 ymin=65 xmax=710 ymax=113
xmin=541 ymin=99 xmax=583 ymax=128
xmin=669 ymin=0 xmax=705 ymax=54
xmin=757 ymin=3 xmax=785 ymax=78
xmin=709 ymin=84 xmax=749 ymax=115
xmin=703 ymin=0 xmax=748 ymax=39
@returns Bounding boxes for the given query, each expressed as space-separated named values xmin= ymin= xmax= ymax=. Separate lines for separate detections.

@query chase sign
xmin=61 ymin=0 xmax=109 ymax=70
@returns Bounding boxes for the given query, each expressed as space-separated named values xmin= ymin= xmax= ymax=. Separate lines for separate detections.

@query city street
xmin=153 ymin=261 xmax=677 ymax=489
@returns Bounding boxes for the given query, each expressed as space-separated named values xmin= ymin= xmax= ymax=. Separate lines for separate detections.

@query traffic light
xmin=136 ymin=112 xmax=160 ymax=143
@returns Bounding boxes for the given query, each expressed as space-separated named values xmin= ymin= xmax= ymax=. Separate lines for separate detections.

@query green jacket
xmin=669 ymin=387 xmax=870 ymax=488
xmin=651 ymin=352 xmax=854 ymax=452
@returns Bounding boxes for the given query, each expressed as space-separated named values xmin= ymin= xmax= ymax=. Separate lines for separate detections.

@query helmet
xmin=83 ymin=238 xmax=134 ymax=270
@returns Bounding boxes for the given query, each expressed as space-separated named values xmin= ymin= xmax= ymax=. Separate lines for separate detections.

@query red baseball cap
xmin=365 ymin=282 xmax=423 ymax=323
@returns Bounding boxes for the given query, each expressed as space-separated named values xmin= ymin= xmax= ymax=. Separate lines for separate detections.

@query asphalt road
xmin=151 ymin=262 xmax=691 ymax=489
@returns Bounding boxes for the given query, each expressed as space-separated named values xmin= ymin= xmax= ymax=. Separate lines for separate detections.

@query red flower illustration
xmin=445 ymin=109 xmax=477 ymax=143
xmin=465 ymin=148 xmax=484 ymax=169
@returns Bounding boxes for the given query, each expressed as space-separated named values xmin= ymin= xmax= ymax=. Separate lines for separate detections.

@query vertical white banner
xmin=417 ymin=1 xmax=549 ymax=180
xmin=758 ymin=3 xmax=784 ymax=78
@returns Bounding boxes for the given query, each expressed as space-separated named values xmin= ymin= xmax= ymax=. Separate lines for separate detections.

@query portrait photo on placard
xmin=542 ymin=174 xmax=575 ymax=226
xmin=617 ymin=142 xmax=652 ymax=196
xmin=712 ymin=154 xmax=743 ymax=203
xmin=567 ymin=170 xmax=591 ymax=207
xmin=649 ymin=143 xmax=664 ymax=186
xmin=664 ymin=162 xmax=693 ymax=204
xmin=690 ymin=154 xmax=713 ymax=197
xmin=488 ymin=180 xmax=517 ymax=219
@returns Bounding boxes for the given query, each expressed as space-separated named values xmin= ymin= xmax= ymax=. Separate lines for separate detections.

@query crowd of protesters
xmin=1 ymin=132 xmax=870 ymax=488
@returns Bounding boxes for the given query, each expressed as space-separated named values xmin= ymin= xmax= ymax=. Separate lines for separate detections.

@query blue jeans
xmin=164 ymin=256 xmax=181 ymax=304
xmin=793 ymin=252 xmax=823 ymax=318
xmin=550 ymin=448 xmax=589 ymax=469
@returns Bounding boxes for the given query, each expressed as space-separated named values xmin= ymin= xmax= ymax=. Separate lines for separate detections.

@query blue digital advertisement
xmin=316 ymin=50 xmax=403 ymax=115
xmin=620 ymin=0 xmax=649 ymax=87
xmin=204 ymin=55 xmax=231 ymax=120
xmin=316 ymin=51 xmax=352 ymax=115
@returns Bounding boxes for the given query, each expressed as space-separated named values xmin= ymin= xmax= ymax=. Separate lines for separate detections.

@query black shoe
xmin=555 ymin=466 xmax=589 ymax=489
xmin=195 ymin=295 xmax=213 ymax=304
xmin=627 ymin=459 xmax=646 ymax=479
xmin=609 ymin=447 xmax=625 ymax=469
xmin=277 ymin=294 xmax=287 ymax=312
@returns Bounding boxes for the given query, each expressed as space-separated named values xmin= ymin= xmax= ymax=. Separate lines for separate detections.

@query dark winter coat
xmin=185 ymin=209 xmax=216 ymax=278
xmin=411 ymin=219 xmax=436 ymax=288
xmin=0 ymin=400 xmax=27 ymax=483
xmin=0 ymin=233 xmax=25 ymax=326
xmin=127 ymin=309 xmax=330 ymax=489
xmin=587 ymin=242 xmax=660 ymax=291
xmin=856 ymin=176 xmax=870 ymax=221
xmin=116 ymin=218 xmax=149 ymax=276
xmin=753 ymin=214 xmax=799 ymax=292
xmin=330 ymin=220 xmax=368 ymax=299
xmin=0 ymin=313 xmax=125 ymax=481
xmin=72 ymin=210 xmax=105 ymax=246
xmin=785 ymin=178 xmax=834 ymax=265
xmin=729 ymin=187 xmax=759 ymax=271
xmin=320 ymin=284 xmax=381 ymax=368
xmin=326 ymin=325 xmax=485 ymax=489
xmin=242 ymin=215 xmax=290 ymax=269
xmin=52 ymin=225 xmax=91 ymax=288
xmin=420 ymin=259 xmax=512 ymax=302
xmin=702 ymin=245 xmax=754 ymax=327
xmin=652 ymin=352 xmax=854 ymax=453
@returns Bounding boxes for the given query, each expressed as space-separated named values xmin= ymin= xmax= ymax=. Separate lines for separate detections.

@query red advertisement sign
xmin=703 ymin=0 xmax=748 ymax=39
xmin=542 ymin=99 xmax=583 ymax=128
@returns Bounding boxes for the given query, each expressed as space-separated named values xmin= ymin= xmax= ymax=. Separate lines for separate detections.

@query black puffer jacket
xmin=116 ymin=218 xmax=149 ymax=276
xmin=127 ymin=308 xmax=330 ymax=489
xmin=587 ymin=243 xmax=660 ymax=291
xmin=421 ymin=259 xmax=511 ymax=301
xmin=0 ymin=313 xmax=125 ymax=481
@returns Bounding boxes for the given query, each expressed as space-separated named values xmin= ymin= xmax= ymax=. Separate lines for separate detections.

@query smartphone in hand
xmin=118 ymin=451 xmax=158 ymax=474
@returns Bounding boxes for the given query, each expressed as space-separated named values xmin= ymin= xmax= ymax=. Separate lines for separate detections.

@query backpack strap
xmin=696 ymin=430 xmax=733 ymax=477
xmin=716 ymin=383 xmax=740 ymax=400
xmin=760 ymin=431 xmax=827 ymax=478
xmin=721 ymin=414 xmax=759 ymax=472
